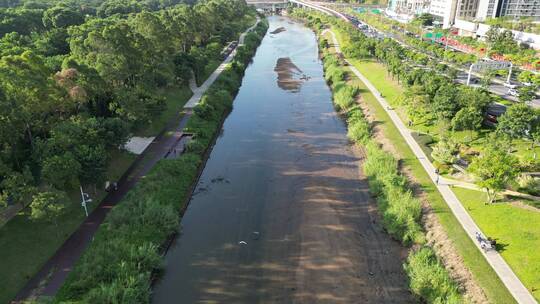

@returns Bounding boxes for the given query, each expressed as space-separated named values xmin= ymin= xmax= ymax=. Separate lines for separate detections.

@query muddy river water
xmin=152 ymin=16 xmax=412 ymax=304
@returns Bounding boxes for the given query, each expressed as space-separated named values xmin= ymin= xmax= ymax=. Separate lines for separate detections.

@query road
xmin=323 ymin=25 xmax=537 ymax=304
xmin=338 ymin=10 xmax=540 ymax=108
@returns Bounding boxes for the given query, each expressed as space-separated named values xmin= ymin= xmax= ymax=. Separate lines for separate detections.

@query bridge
xmin=246 ymin=0 xmax=348 ymax=21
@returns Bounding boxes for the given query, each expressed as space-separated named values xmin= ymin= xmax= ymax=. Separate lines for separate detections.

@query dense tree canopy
xmin=0 ymin=0 xmax=253 ymax=210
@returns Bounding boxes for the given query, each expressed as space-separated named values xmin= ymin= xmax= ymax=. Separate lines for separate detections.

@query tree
xmin=480 ymin=70 xmax=496 ymax=89
xmin=0 ymin=167 xmax=36 ymax=207
xmin=42 ymin=5 xmax=85 ymax=29
xmin=469 ymin=146 xmax=519 ymax=204
xmin=432 ymin=84 xmax=458 ymax=121
xmin=451 ymin=107 xmax=483 ymax=139
xmin=517 ymin=70 xmax=534 ymax=84
xmin=30 ymin=190 xmax=69 ymax=228
xmin=41 ymin=152 xmax=81 ymax=189
xmin=496 ymin=103 xmax=536 ymax=140
xmin=517 ymin=85 xmax=537 ymax=103
xmin=431 ymin=137 xmax=459 ymax=165
xmin=485 ymin=25 xmax=519 ymax=54
xmin=412 ymin=13 xmax=434 ymax=26
xmin=456 ymin=86 xmax=491 ymax=111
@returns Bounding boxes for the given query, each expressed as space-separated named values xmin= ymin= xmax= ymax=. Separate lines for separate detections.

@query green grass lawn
xmin=197 ymin=60 xmax=221 ymax=87
xmin=330 ymin=27 xmax=517 ymax=303
xmin=0 ymin=150 xmax=136 ymax=304
xmin=453 ymin=188 xmax=540 ymax=301
xmin=134 ymin=85 xmax=193 ymax=137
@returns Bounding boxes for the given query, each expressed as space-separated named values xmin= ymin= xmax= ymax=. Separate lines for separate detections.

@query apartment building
xmin=498 ymin=0 xmax=540 ymax=20
xmin=388 ymin=0 xmax=431 ymax=17
xmin=428 ymin=0 xmax=458 ymax=27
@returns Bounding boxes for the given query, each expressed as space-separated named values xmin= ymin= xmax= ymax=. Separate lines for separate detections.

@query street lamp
xmin=80 ymin=186 xmax=92 ymax=217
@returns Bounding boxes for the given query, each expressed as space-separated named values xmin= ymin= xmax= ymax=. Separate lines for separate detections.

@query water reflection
xmin=151 ymin=15 xmax=412 ymax=304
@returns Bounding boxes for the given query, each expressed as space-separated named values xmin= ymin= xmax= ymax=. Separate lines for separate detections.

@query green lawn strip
xmin=453 ymin=188 xmax=540 ymax=301
xmin=0 ymin=150 xmax=136 ymax=304
xmin=134 ymin=86 xmax=193 ymax=137
xmin=343 ymin=63 xmax=517 ymax=304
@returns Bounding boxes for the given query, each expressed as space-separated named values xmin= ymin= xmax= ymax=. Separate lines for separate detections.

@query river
xmin=152 ymin=16 xmax=412 ymax=304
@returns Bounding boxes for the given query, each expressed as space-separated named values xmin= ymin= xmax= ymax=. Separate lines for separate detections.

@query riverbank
xmin=316 ymin=30 xmax=463 ymax=304
xmin=152 ymin=15 xmax=413 ymax=303
xmin=50 ymin=19 xmax=269 ymax=303
xmin=325 ymin=17 xmax=537 ymax=303
xmin=292 ymin=8 xmax=528 ymax=303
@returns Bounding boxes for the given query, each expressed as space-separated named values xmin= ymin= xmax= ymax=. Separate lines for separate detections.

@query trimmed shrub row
xmin=319 ymin=37 xmax=462 ymax=302
xmin=323 ymin=55 xmax=359 ymax=111
xmin=55 ymin=19 xmax=269 ymax=303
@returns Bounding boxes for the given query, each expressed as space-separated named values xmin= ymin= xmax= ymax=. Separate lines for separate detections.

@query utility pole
xmin=506 ymin=62 xmax=513 ymax=84
xmin=467 ymin=63 xmax=475 ymax=86
xmin=80 ymin=186 xmax=92 ymax=217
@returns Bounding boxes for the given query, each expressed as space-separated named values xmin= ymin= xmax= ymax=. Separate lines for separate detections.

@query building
xmin=425 ymin=0 xmax=540 ymax=29
xmin=428 ymin=0 xmax=458 ymax=27
xmin=387 ymin=0 xmax=431 ymax=19
xmin=454 ymin=0 xmax=540 ymax=22
xmin=498 ymin=0 xmax=540 ymax=20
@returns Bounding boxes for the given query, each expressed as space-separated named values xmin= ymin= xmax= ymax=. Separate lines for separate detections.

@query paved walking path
xmin=184 ymin=17 xmax=260 ymax=109
xmin=442 ymin=176 xmax=540 ymax=202
xmin=14 ymin=112 xmax=192 ymax=302
xmin=14 ymin=18 xmax=262 ymax=303
xmin=323 ymin=27 xmax=537 ymax=304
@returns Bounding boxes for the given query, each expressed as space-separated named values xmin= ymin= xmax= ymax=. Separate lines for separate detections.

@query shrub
xmin=404 ymin=247 xmax=462 ymax=303
xmin=56 ymin=19 xmax=268 ymax=303
xmin=334 ymin=85 xmax=358 ymax=111
xmin=347 ymin=108 xmax=370 ymax=144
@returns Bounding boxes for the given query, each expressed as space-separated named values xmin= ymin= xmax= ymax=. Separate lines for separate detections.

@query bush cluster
xmin=404 ymin=247 xmax=463 ymax=304
xmin=323 ymin=54 xmax=358 ymax=111
xmin=55 ymin=18 xmax=268 ymax=303
xmin=319 ymin=46 xmax=461 ymax=302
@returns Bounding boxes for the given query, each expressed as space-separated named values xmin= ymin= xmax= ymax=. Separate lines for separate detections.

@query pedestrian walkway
xmin=441 ymin=176 xmax=540 ymax=202
xmin=184 ymin=17 xmax=260 ymax=109
xmin=323 ymin=27 xmax=537 ymax=304
xmin=13 ymin=18 xmax=262 ymax=303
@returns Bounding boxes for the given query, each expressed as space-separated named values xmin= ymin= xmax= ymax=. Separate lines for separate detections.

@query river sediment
xmin=152 ymin=16 xmax=412 ymax=304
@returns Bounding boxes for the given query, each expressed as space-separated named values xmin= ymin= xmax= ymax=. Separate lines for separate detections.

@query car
xmin=503 ymin=82 xmax=518 ymax=89
xmin=523 ymin=82 xmax=533 ymax=87
xmin=508 ymin=88 xmax=519 ymax=96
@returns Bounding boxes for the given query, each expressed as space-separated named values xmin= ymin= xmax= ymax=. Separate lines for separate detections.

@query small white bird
xmin=238 ymin=241 xmax=248 ymax=245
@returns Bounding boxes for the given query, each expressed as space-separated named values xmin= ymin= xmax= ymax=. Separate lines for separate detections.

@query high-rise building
xmin=457 ymin=0 xmax=481 ymax=19
xmin=428 ymin=0 xmax=459 ymax=27
xmin=457 ymin=0 xmax=540 ymax=21
xmin=389 ymin=0 xmax=431 ymax=16
xmin=498 ymin=0 xmax=540 ymax=20
xmin=426 ymin=0 xmax=540 ymax=28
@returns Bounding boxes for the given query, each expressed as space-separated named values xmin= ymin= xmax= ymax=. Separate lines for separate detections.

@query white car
xmin=503 ymin=82 xmax=517 ymax=89
xmin=523 ymin=82 xmax=533 ymax=87
xmin=508 ymin=88 xmax=519 ymax=97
